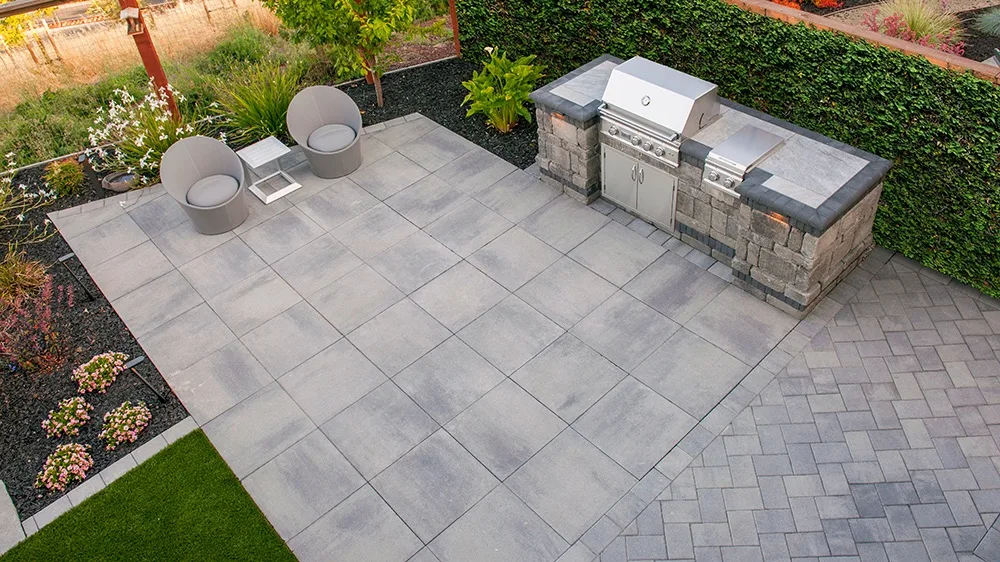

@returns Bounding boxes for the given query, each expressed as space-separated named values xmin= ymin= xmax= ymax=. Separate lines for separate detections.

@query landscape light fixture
xmin=120 ymin=6 xmax=143 ymax=35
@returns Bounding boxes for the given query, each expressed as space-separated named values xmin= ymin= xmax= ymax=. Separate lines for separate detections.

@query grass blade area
xmin=2 ymin=430 xmax=295 ymax=562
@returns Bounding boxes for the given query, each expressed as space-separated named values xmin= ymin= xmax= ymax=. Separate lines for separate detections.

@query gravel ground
xmin=960 ymin=7 xmax=1000 ymax=61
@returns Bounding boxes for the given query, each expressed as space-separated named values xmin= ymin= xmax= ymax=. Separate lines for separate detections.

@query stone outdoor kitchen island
xmin=532 ymin=55 xmax=891 ymax=317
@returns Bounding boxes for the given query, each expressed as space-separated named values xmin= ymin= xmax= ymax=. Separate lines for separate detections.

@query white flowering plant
xmin=1 ymin=153 xmax=55 ymax=246
xmin=87 ymin=82 xmax=202 ymax=188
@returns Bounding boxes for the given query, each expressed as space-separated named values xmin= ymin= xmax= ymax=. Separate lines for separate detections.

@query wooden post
xmin=118 ymin=0 xmax=179 ymax=118
xmin=24 ymin=39 xmax=40 ymax=65
xmin=201 ymin=0 xmax=212 ymax=23
xmin=40 ymin=18 xmax=62 ymax=60
xmin=448 ymin=0 xmax=460 ymax=57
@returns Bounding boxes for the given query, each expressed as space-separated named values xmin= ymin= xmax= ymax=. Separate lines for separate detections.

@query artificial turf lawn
xmin=2 ymin=430 xmax=295 ymax=562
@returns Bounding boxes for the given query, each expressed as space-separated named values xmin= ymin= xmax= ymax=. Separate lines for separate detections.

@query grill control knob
xmin=708 ymin=171 xmax=720 ymax=181
xmin=653 ymin=147 xmax=665 ymax=157
xmin=642 ymin=141 xmax=652 ymax=151
xmin=723 ymin=178 xmax=736 ymax=189
xmin=630 ymin=135 xmax=641 ymax=146
xmin=608 ymin=125 xmax=619 ymax=136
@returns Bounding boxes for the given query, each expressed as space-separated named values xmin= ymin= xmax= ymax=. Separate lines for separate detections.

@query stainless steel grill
xmin=702 ymin=125 xmax=785 ymax=195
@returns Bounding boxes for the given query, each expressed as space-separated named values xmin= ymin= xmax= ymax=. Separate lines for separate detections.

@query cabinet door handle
xmin=639 ymin=168 xmax=644 ymax=184
xmin=631 ymin=164 xmax=636 ymax=181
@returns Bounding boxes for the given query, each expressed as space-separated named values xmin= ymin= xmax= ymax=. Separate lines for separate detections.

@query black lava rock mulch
xmin=340 ymin=57 xmax=539 ymax=170
xmin=960 ymin=8 xmax=1000 ymax=63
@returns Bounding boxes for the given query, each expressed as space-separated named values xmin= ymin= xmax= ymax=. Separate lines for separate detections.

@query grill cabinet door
xmin=602 ymin=145 xmax=637 ymax=210
xmin=636 ymin=165 xmax=677 ymax=230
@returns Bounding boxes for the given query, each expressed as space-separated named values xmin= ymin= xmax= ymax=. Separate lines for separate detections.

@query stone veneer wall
xmin=536 ymin=106 xmax=602 ymax=203
xmin=673 ymin=158 xmax=742 ymax=265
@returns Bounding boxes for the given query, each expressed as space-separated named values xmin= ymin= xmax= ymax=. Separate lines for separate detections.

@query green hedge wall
xmin=456 ymin=0 xmax=1000 ymax=297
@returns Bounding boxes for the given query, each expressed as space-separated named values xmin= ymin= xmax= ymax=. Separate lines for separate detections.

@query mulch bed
xmin=1 ymin=168 xmax=188 ymax=522
xmin=960 ymin=7 xmax=1000 ymax=61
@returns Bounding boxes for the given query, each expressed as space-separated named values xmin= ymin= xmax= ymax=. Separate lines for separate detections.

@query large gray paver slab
xmin=459 ymin=295 xmax=564 ymax=375
xmin=127 ymin=193 xmax=188 ymax=238
xmin=270 ymin=234 xmax=362 ymax=297
xmin=624 ymin=251 xmax=729 ymax=324
xmin=68 ymin=212 xmax=148 ymax=268
xmin=476 ymin=169 xmax=560 ymax=223
xmin=239 ymin=206 xmax=325 ymax=264
xmin=517 ymin=256 xmax=618 ymax=329
xmin=86 ymin=240 xmax=174 ymax=302
xmin=372 ymin=429 xmax=499 ymax=542
xmin=446 ymin=379 xmax=566 ymax=480
xmin=275 ymin=160 xmax=338 ymax=205
xmin=356 ymin=135 xmax=394 ymax=170
xmin=321 ymin=381 xmax=437 ymax=479
xmin=350 ymin=151 xmax=429 ymax=200
xmin=468 ymin=227 xmax=561 ymax=291
xmin=294 ymin=177 xmax=379 ymax=231
xmin=574 ymin=376 xmax=696 ymax=477
xmin=233 ymin=195 xmax=291 ymax=236
xmin=395 ymin=336 xmax=506 ymax=425
xmin=165 ymin=340 xmax=273 ymax=425
xmin=111 ymin=269 xmax=203 ymax=338
xmin=521 ymin=195 xmax=611 ymax=253
xmin=423 ymin=199 xmax=513 ymax=258
xmin=203 ymin=382 xmax=314 ymax=478
xmin=52 ymin=200 xmax=124 ymax=239
xmin=331 ymin=203 xmax=418 ymax=260
xmin=568 ymin=221 xmax=666 ymax=287
xmin=429 ymin=485 xmax=569 ymax=562
xmin=396 ymin=125 xmax=476 ymax=172
xmin=687 ymin=285 xmax=798 ymax=365
xmin=306 ymin=263 xmax=403 ymax=334
xmin=571 ymin=291 xmax=680 ymax=373
xmin=207 ymin=268 xmax=301 ymax=336
xmin=241 ymin=301 xmax=340 ymax=377
xmin=507 ymin=428 xmax=636 ymax=543
xmin=512 ymin=333 xmax=627 ymax=424
xmin=151 ymin=220 xmax=235 ymax=267
xmin=370 ymin=115 xmax=438 ymax=149
xmin=410 ymin=261 xmax=509 ymax=332
xmin=434 ymin=147 xmax=517 ymax=197
xmin=242 ymin=430 xmax=364 ymax=540
xmin=633 ymin=328 xmax=751 ymax=418
xmin=385 ymin=174 xmax=467 ymax=228
xmin=368 ymin=231 xmax=460 ymax=294
xmin=136 ymin=302 xmax=236 ymax=376
xmin=177 ymin=237 xmax=267 ymax=299
xmin=279 ymin=339 xmax=387 ymax=425
xmin=289 ymin=485 xmax=422 ymax=562
xmin=348 ymin=298 xmax=450 ymax=376
xmin=0 ymin=481 xmax=23 ymax=556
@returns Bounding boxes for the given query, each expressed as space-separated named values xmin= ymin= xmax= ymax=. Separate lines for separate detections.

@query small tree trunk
xmin=373 ymin=73 xmax=384 ymax=107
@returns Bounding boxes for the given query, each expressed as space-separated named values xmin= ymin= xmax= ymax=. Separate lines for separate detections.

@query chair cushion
xmin=308 ymin=123 xmax=356 ymax=153
xmin=185 ymin=174 xmax=239 ymax=207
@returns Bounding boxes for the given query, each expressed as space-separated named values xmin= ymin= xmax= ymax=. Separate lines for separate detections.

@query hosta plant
xmin=462 ymin=47 xmax=544 ymax=133
xmin=42 ymin=397 xmax=93 ymax=438
xmin=72 ymin=351 xmax=128 ymax=394
xmin=35 ymin=443 xmax=93 ymax=492
xmin=99 ymin=401 xmax=151 ymax=450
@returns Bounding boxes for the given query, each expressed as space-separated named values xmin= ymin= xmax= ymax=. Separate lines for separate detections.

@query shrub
xmin=0 ymin=245 xmax=48 ymax=310
xmin=35 ymin=443 xmax=93 ymax=492
xmin=862 ymin=7 xmax=965 ymax=54
xmin=200 ymin=25 xmax=273 ymax=76
xmin=41 ymin=397 xmax=93 ymax=438
xmin=71 ymin=351 xmax=128 ymax=394
xmin=1 ymin=154 xmax=55 ymax=246
xmin=99 ymin=401 xmax=151 ymax=450
xmin=0 ymin=278 xmax=71 ymax=374
xmin=461 ymin=47 xmax=544 ymax=133
xmin=213 ymin=62 xmax=302 ymax=146
xmin=43 ymin=159 xmax=85 ymax=198
xmin=412 ymin=0 xmax=448 ymax=20
xmin=975 ymin=8 xmax=1000 ymax=37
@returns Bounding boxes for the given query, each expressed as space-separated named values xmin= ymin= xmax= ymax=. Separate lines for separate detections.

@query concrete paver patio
xmin=47 ymin=113 xmax=1000 ymax=561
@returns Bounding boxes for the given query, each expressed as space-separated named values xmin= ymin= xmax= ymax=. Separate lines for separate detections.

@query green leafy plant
xmin=72 ymin=351 xmax=129 ymax=394
xmin=199 ymin=25 xmax=273 ymax=75
xmin=882 ymin=0 xmax=963 ymax=39
xmin=975 ymin=8 xmax=1000 ymax=37
xmin=213 ymin=62 xmax=301 ymax=146
xmin=44 ymin=159 xmax=85 ymax=198
xmin=0 ymin=244 xmax=48 ymax=310
xmin=35 ymin=443 xmax=93 ymax=492
xmin=462 ymin=47 xmax=544 ymax=133
xmin=99 ymin=401 xmax=151 ymax=450
xmin=262 ymin=0 xmax=415 ymax=107
xmin=41 ymin=397 xmax=93 ymax=438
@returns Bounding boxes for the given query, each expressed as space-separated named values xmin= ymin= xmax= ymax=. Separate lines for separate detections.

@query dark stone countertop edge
xmin=530 ymin=54 xmax=624 ymax=124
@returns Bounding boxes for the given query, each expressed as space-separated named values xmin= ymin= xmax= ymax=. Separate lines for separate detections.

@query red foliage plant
xmin=771 ymin=0 xmax=803 ymax=9
xmin=862 ymin=8 xmax=966 ymax=55
xmin=0 ymin=278 xmax=73 ymax=375
xmin=813 ymin=0 xmax=844 ymax=8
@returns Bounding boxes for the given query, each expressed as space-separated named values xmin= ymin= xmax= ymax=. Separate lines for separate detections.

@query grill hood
xmin=601 ymin=57 xmax=720 ymax=138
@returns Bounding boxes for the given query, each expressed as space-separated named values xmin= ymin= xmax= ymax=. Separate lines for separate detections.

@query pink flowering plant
xmin=41 ymin=396 xmax=93 ymax=438
xmin=98 ymin=400 xmax=151 ymax=450
xmin=71 ymin=351 xmax=128 ymax=394
xmin=35 ymin=443 xmax=93 ymax=492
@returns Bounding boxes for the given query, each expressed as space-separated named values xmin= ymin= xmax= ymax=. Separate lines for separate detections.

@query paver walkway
xmin=593 ymin=250 xmax=1000 ymax=561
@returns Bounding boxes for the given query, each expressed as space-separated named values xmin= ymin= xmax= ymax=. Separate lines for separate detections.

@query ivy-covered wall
xmin=456 ymin=0 xmax=1000 ymax=298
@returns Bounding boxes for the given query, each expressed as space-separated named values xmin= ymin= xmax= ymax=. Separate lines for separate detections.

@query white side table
xmin=236 ymin=136 xmax=302 ymax=204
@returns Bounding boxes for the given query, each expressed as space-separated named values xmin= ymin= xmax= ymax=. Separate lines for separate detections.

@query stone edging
xmin=0 ymin=417 xmax=197 ymax=556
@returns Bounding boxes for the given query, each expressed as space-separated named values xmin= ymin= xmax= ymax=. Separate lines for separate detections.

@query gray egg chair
xmin=286 ymin=85 xmax=363 ymax=179
xmin=160 ymin=135 xmax=249 ymax=235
